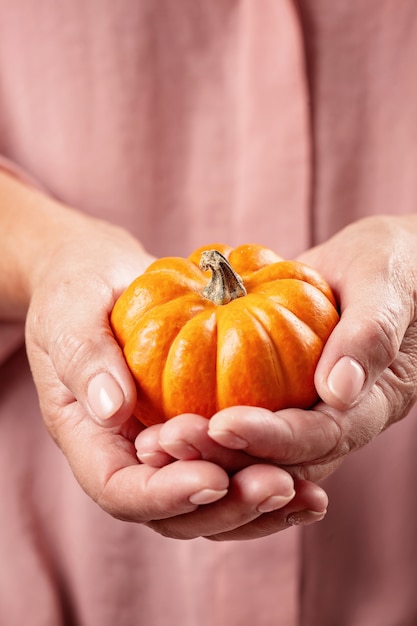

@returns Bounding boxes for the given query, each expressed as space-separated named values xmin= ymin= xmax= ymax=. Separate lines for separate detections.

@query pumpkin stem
xmin=200 ymin=249 xmax=247 ymax=305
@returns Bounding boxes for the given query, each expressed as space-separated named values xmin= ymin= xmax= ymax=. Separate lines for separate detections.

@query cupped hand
xmin=135 ymin=414 xmax=328 ymax=539
xmin=136 ymin=215 xmax=417 ymax=530
xmin=204 ymin=215 xmax=417 ymax=484
xmin=24 ymin=207 xmax=203 ymax=522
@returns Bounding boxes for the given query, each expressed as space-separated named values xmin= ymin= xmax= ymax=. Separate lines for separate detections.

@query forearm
xmin=0 ymin=169 xmax=88 ymax=320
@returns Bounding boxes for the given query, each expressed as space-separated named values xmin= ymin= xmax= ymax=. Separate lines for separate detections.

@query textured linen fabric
xmin=1 ymin=1 xmax=417 ymax=625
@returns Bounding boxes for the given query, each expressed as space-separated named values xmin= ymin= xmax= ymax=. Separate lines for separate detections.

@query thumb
xmin=86 ymin=357 xmax=137 ymax=426
xmin=314 ymin=278 xmax=410 ymax=410
xmin=60 ymin=326 xmax=137 ymax=426
xmin=26 ymin=287 xmax=137 ymax=428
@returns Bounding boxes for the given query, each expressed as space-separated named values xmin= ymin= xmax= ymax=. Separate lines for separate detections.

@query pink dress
xmin=1 ymin=1 xmax=417 ymax=624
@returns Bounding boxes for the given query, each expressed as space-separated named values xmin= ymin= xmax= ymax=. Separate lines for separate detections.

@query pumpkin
xmin=110 ymin=243 xmax=339 ymax=427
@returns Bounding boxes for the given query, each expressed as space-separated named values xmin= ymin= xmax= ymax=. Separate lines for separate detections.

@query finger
xmin=148 ymin=463 xmax=296 ymax=540
xmin=135 ymin=424 xmax=177 ymax=467
xmin=209 ymin=354 xmax=417 ymax=476
xmin=101 ymin=459 xmax=230 ymax=522
xmin=208 ymin=405 xmax=343 ymax=466
xmin=42 ymin=400 xmax=230 ymax=522
xmin=207 ymin=479 xmax=328 ymax=541
xmin=315 ymin=276 xmax=409 ymax=409
xmin=137 ymin=413 xmax=256 ymax=472
xmin=299 ymin=219 xmax=416 ymax=410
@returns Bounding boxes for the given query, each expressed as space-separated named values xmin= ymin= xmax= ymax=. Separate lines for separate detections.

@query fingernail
xmin=159 ymin=440 xmax=201 ymax=461
xmin=136 ymin=450 xmax=173 ymax=468
xmin=88 ymin=372 xmax=125 ymax=420
xmin=327 ymin=356 xmax=365 ymax=405
xmin=208 ymin=429 xmax=249 ymax=449
xmin=189 ymin=488 xmax=228 ymax=505
xmin=257 ymin=490 xmax=296 ymax=513
xmin=287 ymin=510 xmax=327 ymax=526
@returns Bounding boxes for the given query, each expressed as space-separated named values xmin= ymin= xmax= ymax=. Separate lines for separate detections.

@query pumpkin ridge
xmin=244 ymin=298 xmax=288 ymax=400
xmin=215 ymin=302 xmax=282 ymax=411
xmin=254 ymin=279 xmax=339 ymax=342
xmin=125 ymin=294 xmax=210 ymax=421
xmin=110 ymin=268 xmax=206 ymax=347
xmin=244 ymin=261 xmax=337 ymax=306
xmin=147 ymin=267 xmax=205 ymax=288
xmin=245 ymin=295 xmax=324 ymax=409
xmin=161 ymin=307 xmax=217 ymax=419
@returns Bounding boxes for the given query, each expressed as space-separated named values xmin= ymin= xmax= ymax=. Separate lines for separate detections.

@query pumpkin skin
xmin=110 ymin=243 xmax=340 ymax=427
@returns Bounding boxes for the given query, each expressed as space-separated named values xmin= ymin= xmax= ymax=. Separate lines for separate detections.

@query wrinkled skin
xmin=135 ymin=215 xmax=417 ymax=538
xmin=16 ymin=179 xmax=416 ymax=542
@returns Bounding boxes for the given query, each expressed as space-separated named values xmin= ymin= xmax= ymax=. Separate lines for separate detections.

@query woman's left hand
xmin=136 ymin=215 xmax=417 ymax=527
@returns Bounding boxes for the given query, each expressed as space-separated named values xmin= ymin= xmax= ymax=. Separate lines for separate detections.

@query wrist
xmin=0 ymin=170 xmax=88 ymax=319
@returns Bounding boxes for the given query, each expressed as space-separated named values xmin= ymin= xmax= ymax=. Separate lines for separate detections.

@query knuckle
xmin=362 ymin=310 xmax=402 ymax=366
xmin=379 ymin=327 xmax=417 ymax=424
xmin=51 ymin=328 xmax=97 ymax=386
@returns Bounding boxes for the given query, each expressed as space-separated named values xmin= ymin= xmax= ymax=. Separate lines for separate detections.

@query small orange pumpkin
xmin=110 ymin=243 xmax=339 ymax=427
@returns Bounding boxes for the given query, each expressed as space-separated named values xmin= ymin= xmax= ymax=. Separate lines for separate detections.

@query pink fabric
xmin=0 ymin=0 xmax=310 ymax=259
xmin=1 ymin=1 xmax=417 ymax=625
xmin=0 ymin=321 xmax=24 ymax=365
xmin=298 ymin=0 xmax=417 ymax=240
